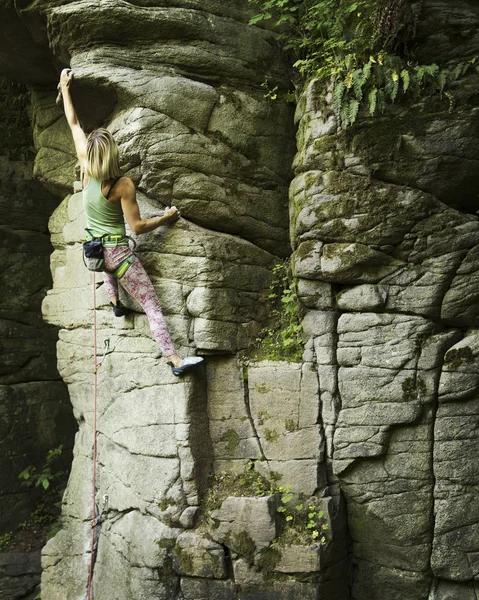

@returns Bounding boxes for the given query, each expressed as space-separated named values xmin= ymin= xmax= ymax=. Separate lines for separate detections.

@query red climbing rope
xmin=87 ymin=271 xmax=98 ymax=600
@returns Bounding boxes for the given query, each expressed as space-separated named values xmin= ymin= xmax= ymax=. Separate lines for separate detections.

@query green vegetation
xmin=256 ymin=545 xmax=283 ymax=572
xmin=19 ymin=445 xmax=65 ymax=491
xmin=284 ymin=418 xmax=297 ymax=432
xmin=248 ymin=0 xmax=479 ymax=126
xmin=253 ymin=261 xmax=303 ymax=362
xmin=174 ymin=543 xmax=194 ymax=573
xmin=256 ymin=410 xmax=271 ymax=425
xmin=0 ymin=78 xmax=35 ymax=160
xmin=276 ymin=485 xmax=329 ymax=544
xmin=228 ymin=530 xmax=257 ymax=564
xmin=158 ymin=497 xmax=179 ymax=511
xmin=0 ymin=531 xmax=14 ymax=551
xmin=0 ymin=502 xmax=63 ymax=553
xmin=444 ymin=346 xmax=475 ymax=370
xmin=1 ymin=447 xmax=68 ymax=553
xmin=202 ymin=461 xmax=276 ymax=514
xmin=264 ymin=428 xmax=279 ymax=443
xmin=201 ymin=463 xmax=329 ymax=547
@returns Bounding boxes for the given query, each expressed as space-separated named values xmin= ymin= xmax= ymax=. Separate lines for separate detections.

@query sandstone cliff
xmin=1 ymin=1 xmax=479 ymax=599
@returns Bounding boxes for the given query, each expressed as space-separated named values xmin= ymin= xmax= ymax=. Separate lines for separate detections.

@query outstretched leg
xmin=117 ymin=255 xmax=178 ymax=359
xmin=103 ymin=246 xmax=185 ymax=367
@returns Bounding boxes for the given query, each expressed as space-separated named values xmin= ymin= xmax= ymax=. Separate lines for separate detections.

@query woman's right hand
xmin=164 ymin=206 xmax=180 ymax=222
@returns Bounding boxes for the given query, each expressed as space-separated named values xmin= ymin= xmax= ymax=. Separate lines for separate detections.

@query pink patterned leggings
xmin=103 ymin=246 xmax=176 ymax=357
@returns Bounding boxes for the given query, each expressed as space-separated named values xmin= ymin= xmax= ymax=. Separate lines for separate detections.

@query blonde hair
xmin=85 ymin=128 xmax=122 ymax=181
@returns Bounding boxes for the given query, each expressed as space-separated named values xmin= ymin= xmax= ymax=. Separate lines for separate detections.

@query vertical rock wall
xmin=0 ymin=155 xmax=75 ymax=532
xmin=10 ymin=1 xmax=316 ymax=598
xmin=290 ymin=2 xmax=479 ymax=598
xmin=3 ymin=1 xmax=479 ymax=599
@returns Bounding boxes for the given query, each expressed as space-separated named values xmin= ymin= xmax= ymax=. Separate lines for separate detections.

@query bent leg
xmin=103 ymin=271 xmax=118 ymax=299
xmin=119 ymin=256 xmax=176 ymax=356
xmin=103 ymin=247 xmax=129 ymax=300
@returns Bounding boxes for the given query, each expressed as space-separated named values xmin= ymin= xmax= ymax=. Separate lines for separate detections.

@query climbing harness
xmin=83 ymin=229 xmax=137 ymax=279
xmin=112 ymin=254 xmax=136 ymax=279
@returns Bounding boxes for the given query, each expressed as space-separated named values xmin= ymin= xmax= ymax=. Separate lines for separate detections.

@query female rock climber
xmin=59 ymin=68 xmax=203 ymax=377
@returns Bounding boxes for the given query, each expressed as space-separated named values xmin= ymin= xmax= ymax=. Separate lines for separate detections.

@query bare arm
xmin=120 ymin=178 xmax=180 ymax=235
xmin=60 ymin=69 xmax=87 ymax=168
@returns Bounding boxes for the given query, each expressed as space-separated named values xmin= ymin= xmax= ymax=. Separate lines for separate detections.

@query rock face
xmin=0 ymin=156 xmax=75 ymax=532
xmin=0 ymin=552 xmax=42 ymax=600
xmin=290 ymin=1 xmax=479 ymax=598
xmin=2 ymin=0 xmax=479 ymax=599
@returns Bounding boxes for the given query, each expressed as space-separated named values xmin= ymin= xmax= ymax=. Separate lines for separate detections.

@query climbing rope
xmin=87 ymin=271 xmax=99 ymax=600
xmin=86 ymin=273 xmax=109 ymax=600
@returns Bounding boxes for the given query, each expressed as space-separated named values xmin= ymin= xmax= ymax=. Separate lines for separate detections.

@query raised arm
xmin=120 ymin=178 xmax=180 ymax=235
xmin=60 ymin=69 xmax=87 ymax=168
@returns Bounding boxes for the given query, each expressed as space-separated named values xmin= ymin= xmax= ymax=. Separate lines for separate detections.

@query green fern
xmin=352 ymin=67 xmax=364 ymax=99
xmin=340 ymin=101 xmax=350 ymax=128
xmin=400 ymin=69 xmax=410 ymax=93
xmin=368 ymin=87 xmax=378 ymax=115
xmin=349 ymin=98 xmax=360 ymax=124
xmin=333 ymin=81 xmax=346 ymax=113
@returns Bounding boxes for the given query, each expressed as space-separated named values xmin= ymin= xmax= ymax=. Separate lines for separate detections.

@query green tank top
xmin=83 ymin=177 xmax=126 ymax=237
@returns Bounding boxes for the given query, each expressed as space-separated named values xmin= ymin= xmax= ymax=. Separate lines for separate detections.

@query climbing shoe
xmin=110 ymin=300 xmax=130 ymax=317
xmin=168 ymin=357 xmax=204 ymax=377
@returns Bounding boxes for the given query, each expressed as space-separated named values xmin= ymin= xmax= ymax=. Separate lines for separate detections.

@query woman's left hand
xmin=60 ymin=68 xmax=73 ymax=89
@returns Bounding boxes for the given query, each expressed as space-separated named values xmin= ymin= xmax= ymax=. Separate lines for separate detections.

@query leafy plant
xmin=276 ymin=485 xmax=329 ymax=544
xmin=261 ymin=79 xmax=279 ymax=100
xmin=248 ymin=0 xmax=479 ymax=126
xmin=201 ymin=463 xmax=330 ymax=547
xmin=19 ymin=445 xmax=65 ymax=491
xmin=253 ymin=261 xmax=303 ymax=362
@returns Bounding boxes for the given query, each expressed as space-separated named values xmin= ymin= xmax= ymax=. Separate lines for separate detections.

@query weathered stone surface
xmin=43 ymin=512 xmax=181 ymax=600
xmin=5 ymin=0 xmax=479 ymax=598
xmin=6 ymin=1 xmax=300 ymax=597
xmin=210 ymin=496 xmax=278 ymax=555
xmin=272 ymin=544 xmax=322 ymax=574
xmin=248 ymin=361 xmax=325 ymax=491
xmin=0 ymin=552 xmax=41 ymax=600
xmin=0 ymin=157 xmax=75 ymax=535
xmin=43 ymin=190 xmax=278 ymax=354
xmin=336 ymin=284 xmax=387 ymax=312
xmin=236 ymin=578 xmax=320 ymax=600
xmin=172 ymin=532 xmax=227 ymax=579
xmin=181 ymin=576 xmax=235 ymax=600
xmin=431 ymin=333 xmax=479 ymax=583
xmin=289 ymin=5 xmax=479 ymax=593
xmin=206 ymin=358 xmax=262 ymax=468
xmin=430 ymin=579 xmax=479 ymax=600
